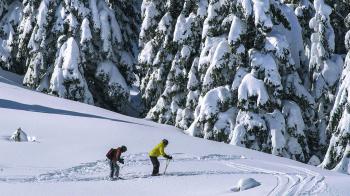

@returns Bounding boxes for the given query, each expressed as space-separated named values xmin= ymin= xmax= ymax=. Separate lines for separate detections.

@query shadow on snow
xmin=0 ymin=99 xmax=153 ymax=127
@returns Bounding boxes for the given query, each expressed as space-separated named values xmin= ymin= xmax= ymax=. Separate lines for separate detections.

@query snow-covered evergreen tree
xmin=309 ymin=0 xmax=343 ymax=155
xmin=321 ymin=16 xmax=350 ymax=173
xmin=23 ymin=0 xmax=57 ymax=91
xmin=145 ymin=0 xmax=205 ymax=124
xmin=229 ymin=0 xmax=315 ymax=162
xmin=187 ymin=86 xmax=237 ymax=142
xmin=284 ymin=0 xmax=314 ymax=86
xmin=176 ymin=58 xmax=201 ymax=129
xmin=138 ymin=0 xmax=169 ymax=112
xmin=0 ymin=1 xmax=21 ymax=72
xmin=186 ymin=0 xmax=236 ymax=141
xmin=1 ymin=0 xmax=141 ymax=114
xmin=49 ymin=36 xmax=93 ymax=103
xmin=324 ymin=0 xmax=350 ymax=54
xmin=138 ymin=0 xmax=317 ymax=159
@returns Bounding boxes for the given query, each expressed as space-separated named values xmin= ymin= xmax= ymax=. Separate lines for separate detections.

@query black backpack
xmin=106 ymin=148 xmax=115 ymax=160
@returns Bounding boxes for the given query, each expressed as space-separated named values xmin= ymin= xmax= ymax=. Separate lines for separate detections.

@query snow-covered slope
xmin=0 ymin=71 xmax=349 ymax=196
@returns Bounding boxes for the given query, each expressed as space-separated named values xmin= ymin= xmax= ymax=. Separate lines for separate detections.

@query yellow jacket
xmin=149 ymin=142 xmax=167 ymax=157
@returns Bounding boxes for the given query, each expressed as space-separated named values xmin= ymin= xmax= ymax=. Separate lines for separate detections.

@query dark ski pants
xmin=109 ymin=160 xmax=120 ymax=178
xmin=150 ymin=156 xmax=160 ymax=175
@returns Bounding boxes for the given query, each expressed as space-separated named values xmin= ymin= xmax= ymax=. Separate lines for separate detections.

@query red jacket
xmin=112 ymin=147 xmax=122 ymax=162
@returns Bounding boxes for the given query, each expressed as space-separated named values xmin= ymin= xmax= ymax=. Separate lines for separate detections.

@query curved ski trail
xmin=226 ymin=162 xmax=326 ymax=196
xmin=0 ymin=152 xmax=327 ymax=196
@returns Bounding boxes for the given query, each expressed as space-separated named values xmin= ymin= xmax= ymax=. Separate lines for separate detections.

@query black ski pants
xmin=150 ymin=156 xmax=160 ymax=175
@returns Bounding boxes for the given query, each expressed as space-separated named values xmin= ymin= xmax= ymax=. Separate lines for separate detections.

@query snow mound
xmin=9 ymin=128 xmax=37 ymax=142
xmin=308 ymin=155 xmax=321 ymax=166
xmin=10 ymin=128 xmax=28 ymax=142
xmin=231 ymin=177 xmax=261 ymax=192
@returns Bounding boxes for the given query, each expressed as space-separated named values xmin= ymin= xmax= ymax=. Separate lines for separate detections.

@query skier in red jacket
xmin=106 ymin=145 xmax=127 ymax=180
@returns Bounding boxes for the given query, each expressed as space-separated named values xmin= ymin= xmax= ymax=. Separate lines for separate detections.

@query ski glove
xmin=119 ymin=158 xmax=125 ymax=164
xmin=164 ymin=155 xmax=172 ymax=160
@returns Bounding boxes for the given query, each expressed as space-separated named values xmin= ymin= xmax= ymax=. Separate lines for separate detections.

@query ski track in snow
xmin=225 ymin=162 xmax=326 ymax=195
xmin=0 ymin=153 xmax=326 ymax=195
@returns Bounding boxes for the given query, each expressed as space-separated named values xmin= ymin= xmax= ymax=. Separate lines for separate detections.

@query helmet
xmin=121 ymin=145 xmax=127 ymax=152
xmin=162 ymin=139 xmax=168 ymax=145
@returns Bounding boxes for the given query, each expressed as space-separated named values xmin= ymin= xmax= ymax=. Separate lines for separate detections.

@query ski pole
xmin=163 ymin=159 xmax=170 ymax=175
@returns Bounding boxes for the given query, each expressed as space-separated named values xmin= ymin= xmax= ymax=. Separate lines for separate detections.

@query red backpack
xmin=106 ymin=148 xmax=115 ymax=160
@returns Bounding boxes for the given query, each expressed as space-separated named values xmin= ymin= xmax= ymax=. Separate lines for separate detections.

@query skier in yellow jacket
xmin=149 ymin=139 xmax=172 ymax=176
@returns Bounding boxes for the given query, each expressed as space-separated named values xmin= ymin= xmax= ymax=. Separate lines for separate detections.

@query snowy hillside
xmin=0 ymin=0 xmax=349 ymax=170
xmin=0 ymin=0 xmax=141 ymax=114
xmin=0 ymin=71 xmax=350 ymax=195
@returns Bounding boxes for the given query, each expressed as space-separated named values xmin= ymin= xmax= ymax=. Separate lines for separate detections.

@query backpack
xmin=106 ymin=148 xmax=115 ymax=160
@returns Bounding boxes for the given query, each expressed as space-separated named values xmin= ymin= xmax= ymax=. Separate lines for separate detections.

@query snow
xmin=173 ymin=13 xmax=196 ymax=43
xmin=89 ymin=0 xmax=101 ymax=30
xmin=203 ymin=40 xmax=230 ymax=87
xmin=109 ymin=10 xmax=123 ymax=44
xmin=140 ymin=2 xmax=158 ymax=33
xmin=282 ymin=100 xmax=305 ymax=136
xmin=201 ymin=0 xmax=223 ymax=39
xmin=53 ymin=3 xmax=65 ymax=32
xmin=284 ymin=72 xmax=316 ymax=107
xmin=252 ymin=0 xmax=273 ymax=32
xmin=231 ymin=177 xmax=261 ymax=192
xmin=250 ymin=49 xmax=281 ymax=90
xmin=333 ymin=145 xmax=350 ymax=174
xmin=157 ymin=13 xmax=172 ymax=37
xmin=0 ymin=1 xmax=22 ymax=65
xmin=264 ymin=110 xmax=286 ymax=156
xmin=238 ymin=73 xmax=269 ymax=109
xmin=62 ymin=38 xmax=79 ymax=74
xmin=228 ymin=15 xmax=246 ymax=45
xmin=65 ymin=13 xmax=78 ymax=32
xmin=100 ymin=10 xmax=112 ymax=53
xmin=213 ymin=108 xmax=237 ymax=138
xmin=49 ymin=37 xmax=93 ymax=104
xmin=196 ymin=86 xmax=231 ymax=122
xmin=231 ymin=67 xmax=248 ymax=91
xmin=0 ymin=74 xmax=350 ymax=195
xmin=308 ymin=155 xmax=321 ymax=166
xmin=197 ymin=0 xmax=208 ymax=18
xmin=198 ymin=37 xmax=226 ymax=77
xmin=96 ymin=60 xmax=128 ymax=93
xmin=322 ymin=56 xmax=343 ymax=87
xmin=138 ymin=41 xmax=154 ymax=65
xmin=273 ymin=4 xmax=304 ymax=69
xmin=80 ymin=18 xmax=92 ymax=44
xmin=230 ymin=110 xmax=271 ymax=153
xmin=36 ymin=0 xmax=48 ymax=29
xmin=186 ymin=86 xmax=234 ymax=140
xmin=0 ymin=68 xmax=23 ymax=85
xmin=237 ymin=0 xmax=253 ymax=18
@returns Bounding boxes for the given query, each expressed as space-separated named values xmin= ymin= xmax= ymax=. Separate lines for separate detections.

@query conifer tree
xmin=138 ymin=0 xmax=168 ymax=111
xmin=324 ymin=0 xmax=350 ymax=54
xmin=321 ymin=12 xmax=350 ymax=174
xmin=176 ymin=58 xmax=201 ymax=129
xmin=23 ymin=0 xmax=57 ymax=91
xmin=146 ymin=0 xmax=206 ymax=124
xmin=229 ymin=0 xmax=314 ymax=162
xmin=0 ymin=0 xmax=141 ymax=114
xmin=186 ymin=0 xmax=236 ymax=141
xmin=309 ymin=0 xmax=343 ymax=155
xmin=0 ymin=0 xmax=18 ymax=71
